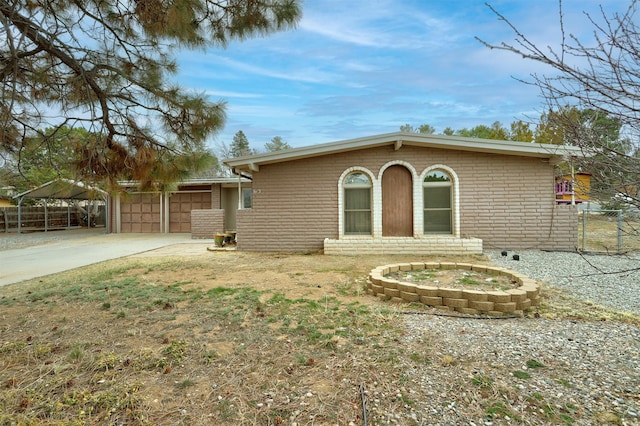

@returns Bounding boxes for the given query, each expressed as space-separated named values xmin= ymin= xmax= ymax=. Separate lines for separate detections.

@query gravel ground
xmin=397 ymin=250 xmax=639 ymax=425
xmin=400 ymin=314 xmax=639 ymax=425
xmin=487 ymin=250 xmax=640 ymax=316
xmin=0 ymin=228 xmax=105 ymax=251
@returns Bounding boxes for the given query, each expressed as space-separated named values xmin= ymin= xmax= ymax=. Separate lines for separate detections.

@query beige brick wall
xmin=211 ymin=184 xmax=221 ymax=209
xmin=237 ymin=145 xmax=578 ymax=252
xmin=191 ymin=209 xmax=224 ymax=239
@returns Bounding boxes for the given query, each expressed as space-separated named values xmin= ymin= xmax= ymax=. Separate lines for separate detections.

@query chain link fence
xmin=578 ymin=209 xmax=640 ymax=253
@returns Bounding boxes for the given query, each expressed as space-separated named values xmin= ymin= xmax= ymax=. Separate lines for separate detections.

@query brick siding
xmin=190 ymin=209 xmax=224 ymax=239
xmin=236 ymin=145 xmax=578 ymax=252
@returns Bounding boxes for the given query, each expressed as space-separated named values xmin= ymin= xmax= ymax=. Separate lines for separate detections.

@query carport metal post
xmin=17 ymin=196 xmax=22 ymax=233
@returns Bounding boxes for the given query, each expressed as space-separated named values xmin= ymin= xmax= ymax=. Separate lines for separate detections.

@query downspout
xmin=237 ymin=172 xmax=242 ymax=209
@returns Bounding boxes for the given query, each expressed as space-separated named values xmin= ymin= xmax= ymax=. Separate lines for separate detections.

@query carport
xmin=12 ymin=179 xmax=109 ymax=233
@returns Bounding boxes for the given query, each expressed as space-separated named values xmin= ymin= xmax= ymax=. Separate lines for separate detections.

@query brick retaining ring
xmin=367 ymin=262 xmax=541 ymax=316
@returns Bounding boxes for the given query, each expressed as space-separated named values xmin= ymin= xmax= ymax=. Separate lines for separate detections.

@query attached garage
xmin=120 ymin=193 xmax=161 ymax=233
xmin=111 ymin=178 xmax=251 ymax=236
xmin=168 ymin=190 xmax=212 ymax=233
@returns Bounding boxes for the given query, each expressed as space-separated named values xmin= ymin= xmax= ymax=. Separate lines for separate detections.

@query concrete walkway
xmin=0 ymin=232 xmax=214 ymax=287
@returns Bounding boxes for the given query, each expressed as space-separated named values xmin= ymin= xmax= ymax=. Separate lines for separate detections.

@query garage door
xmin=120 ymin=193 xmax=161 ymax=233
xmin=169 ymin=192 xmax=212 ymax=233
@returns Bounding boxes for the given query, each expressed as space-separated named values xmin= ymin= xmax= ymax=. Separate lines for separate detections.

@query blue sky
xmin=175 ymin=0 xmax=630 ymax=151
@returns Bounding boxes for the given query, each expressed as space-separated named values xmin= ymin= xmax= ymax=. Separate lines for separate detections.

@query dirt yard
xmin=1 ymin=245 xmax=638 ymax=425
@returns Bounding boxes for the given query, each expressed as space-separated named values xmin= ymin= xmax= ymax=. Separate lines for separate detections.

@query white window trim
xmin=338 ymin=163 xmax=460 ymax=239
xmin=241 ymin=187 xmax=253 ymax=209
xmin=338 ymin=167 xmax=376 ymax=238
xmin=420 ymin=165 xmax=460 ymax=237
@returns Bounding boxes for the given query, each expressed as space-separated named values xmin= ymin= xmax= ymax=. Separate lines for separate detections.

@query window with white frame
xmin=344 ymin=172 xmax=372 ymax=235
xmin=423 ymin=170 xmax=452 ymax=234
xmin=242 ymin=188 xmax=252 ymax=209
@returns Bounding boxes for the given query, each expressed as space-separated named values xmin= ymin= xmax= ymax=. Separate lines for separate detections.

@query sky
xmin=175 ymin=0 xmax=631 ymax=151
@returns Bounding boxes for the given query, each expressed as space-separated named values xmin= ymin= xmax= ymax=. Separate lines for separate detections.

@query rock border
xmin=367 ymin=262 xmax=540 ymax=316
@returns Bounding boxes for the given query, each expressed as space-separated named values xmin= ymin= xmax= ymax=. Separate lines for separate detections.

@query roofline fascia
xmin=116 ymin=177 xmax=251 ymax=188
xmin=223 ymin=132 xmax=585 ymax=171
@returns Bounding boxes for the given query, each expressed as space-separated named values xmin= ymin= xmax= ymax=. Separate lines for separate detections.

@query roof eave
xmin=224 ymin=132 xmax=585 ymax=172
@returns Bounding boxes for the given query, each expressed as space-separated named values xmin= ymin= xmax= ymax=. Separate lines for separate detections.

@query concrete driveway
xmin=0 ymin=231 xmax=215 ymax=287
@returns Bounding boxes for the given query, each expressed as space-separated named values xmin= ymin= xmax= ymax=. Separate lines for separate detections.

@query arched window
xmin=344 ymin=172 xmax=372 ymax=235
xmin=423 ymin=170 xmax=452 ymax=234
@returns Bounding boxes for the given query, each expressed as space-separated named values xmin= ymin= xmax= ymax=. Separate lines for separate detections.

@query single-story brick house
xmin=224 ymin=132 xmax=583 ymax=255
xmin=109 ymin=177 xmax=251 ymax=237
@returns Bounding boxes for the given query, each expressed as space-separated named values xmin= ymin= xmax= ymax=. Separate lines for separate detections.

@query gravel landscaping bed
xmin=400 ymin=314 xmax=639 ymax=425
xmin=487 ymin=250 xmax=640 ymax=315
xmin=394 ymin=250 xmax=639 ymax=425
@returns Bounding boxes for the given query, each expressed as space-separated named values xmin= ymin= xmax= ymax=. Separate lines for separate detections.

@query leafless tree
xmin=478 ymin=1 xmax=639 ymax=211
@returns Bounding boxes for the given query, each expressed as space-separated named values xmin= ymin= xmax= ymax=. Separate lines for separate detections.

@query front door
xmin=382 ymin=165 xmax=413 ymax=236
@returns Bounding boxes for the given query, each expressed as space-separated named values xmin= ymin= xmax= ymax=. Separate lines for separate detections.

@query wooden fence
xmin=0 ymin=206 xmax=104 ymax=233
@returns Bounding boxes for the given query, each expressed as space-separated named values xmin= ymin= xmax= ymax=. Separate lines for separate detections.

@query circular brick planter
xmin=367 ymin=262 xmax=540 ymax=316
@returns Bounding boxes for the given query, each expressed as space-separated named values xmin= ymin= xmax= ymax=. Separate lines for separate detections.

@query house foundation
xmin=323 ymin=236 xmax=483 ymax=255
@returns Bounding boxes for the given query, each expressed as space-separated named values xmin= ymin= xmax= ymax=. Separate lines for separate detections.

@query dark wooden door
xmin=382 ymin=165 xmax=413 ymax=236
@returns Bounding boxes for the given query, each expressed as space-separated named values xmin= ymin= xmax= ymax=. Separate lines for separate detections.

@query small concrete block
xmin=415 ymin=285 xmax=439 ymax=297
xmin=506 ymin=289 xmax=528 ymax=302
xmin=519 ymin=285 xmax=540 ymax=299
xmin=529 ymin=296 xmax=540 ymax=306
xmin=443 ymin=298 xmax=469 ymax=309
xmin=516 ymin=299 xmax=532 ymax=311
xmin=487 ymin=310 xmax=506 ymax=317
xmin=438 ymin=288 xmax=462 ymax=299
xmin=398 ymin=263 xmax=413 ymax=271
xmin=370 ymin=284 xmax=384 ymax=294
xmin=462 ymin=290 xmax=488 ymax=301
xmin=485 ymin=267 xmax=507 ymax=276
xmin=455 ymin=263 xmax=474 ymax=270
xmin=423 ymin=262 xmax=440 ymax=269
xmin=383 ymin=279 xmax=399 ymax=290
xmin=494 ymin=302 xmax=517 ymax=313
xmin=384 ymin=288 xmax=400 ymax=298
xmin=471 ymin=265 xmax=488 ymax=273
xmin=410 ymin=262 xmax=426 ymax=270
xmin=401 ymin=291 xmax=420 ymax=302
xmin=487 ymin=291 xmax=512 ymax=303
xmin=386 ymin=265 xmax=400 ymax=273
xmin=368 ymin=273 xmax=383 ymax=286
xmin=420 ymin=296 xmax=442 ymax=306
xmin=397 ymin=282 xmax=417 ymax=293
xmin=469 ymin=300 xmax=495 ymax=311
xmin=440 ymin=262 xmax=457 ymax=270
xmin=458 ymin=307 xmax=480 ymax=315
xmin=376 ymin=293 xmax=390 ymax=301
xmin=519 ymin=278 xmax=538 ymax=287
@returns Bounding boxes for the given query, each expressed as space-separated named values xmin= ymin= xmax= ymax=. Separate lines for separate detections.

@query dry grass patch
xmin=0 ymin=250 xmax=637 ymax=425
